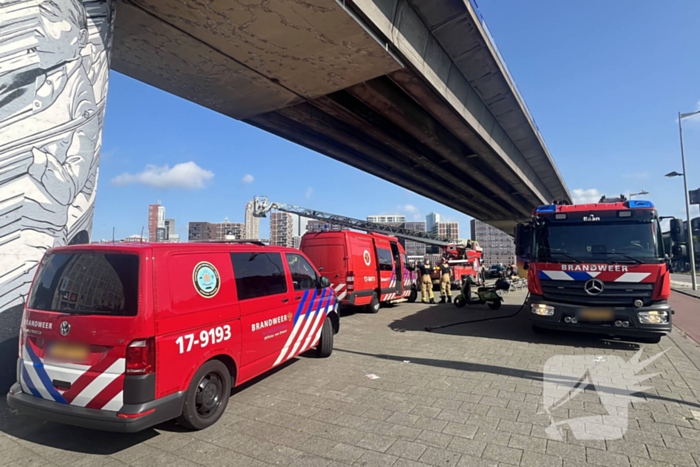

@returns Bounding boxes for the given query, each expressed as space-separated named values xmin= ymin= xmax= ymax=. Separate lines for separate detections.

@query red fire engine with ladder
xmin=252 ymin=197 xmax=482 ymax=306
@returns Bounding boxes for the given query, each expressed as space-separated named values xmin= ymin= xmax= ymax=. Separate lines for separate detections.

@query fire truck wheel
xmin=365 ymin=293 xmax=380 ymax=313
xmin=178 ymin=360 xmax=231 ymax=430
xmin=407 ymin=289 xmax=417 ymax=303
xmin=487 ymin=301 xmax=501 ymax=310
xmin=317 ymin=317 xmax=334 ymax=358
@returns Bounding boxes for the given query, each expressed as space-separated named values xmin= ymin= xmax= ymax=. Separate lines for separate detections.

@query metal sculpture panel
xmin=0 ymin=0 xmax=114 ymax=312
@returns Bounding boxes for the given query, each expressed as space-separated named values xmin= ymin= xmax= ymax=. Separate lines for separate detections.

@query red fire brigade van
xmin=7 ymin=242 xmax=339 ymax=432
xmin=300 ymin=231 xmax=416 ymax=313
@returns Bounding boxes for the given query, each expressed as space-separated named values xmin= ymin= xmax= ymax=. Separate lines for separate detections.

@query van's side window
xmin=377 ymin=248 xmax=393 ymax=271
xmin=285 ymin=254 xmax=318 ymax=291
xmin=230 ymin=252 xmax=287 ymax=300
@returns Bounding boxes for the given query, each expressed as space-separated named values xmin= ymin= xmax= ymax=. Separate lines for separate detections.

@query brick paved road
xmin=2 ymin=289 xmax=700 ymax=466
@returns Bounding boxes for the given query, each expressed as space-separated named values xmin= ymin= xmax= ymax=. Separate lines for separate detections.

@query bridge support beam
xmin=0 ymin=0 xmax=115 ymax=313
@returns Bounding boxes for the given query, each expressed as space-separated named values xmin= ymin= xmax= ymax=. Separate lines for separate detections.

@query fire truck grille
xmin=540 ymin=280 xmax=655 ymax=306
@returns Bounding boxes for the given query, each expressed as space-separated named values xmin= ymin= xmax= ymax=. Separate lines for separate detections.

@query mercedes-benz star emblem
xmin=584 ymin=278 xmax=604 ymax=296
xmin=59 ymin=321 xmax=70 ymax=337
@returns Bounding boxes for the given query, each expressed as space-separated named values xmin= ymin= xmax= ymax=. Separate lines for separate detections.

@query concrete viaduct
xmin=0 ymin=0 xmax=569 ymax=312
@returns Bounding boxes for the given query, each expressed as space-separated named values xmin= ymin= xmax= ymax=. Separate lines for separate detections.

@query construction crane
xmin=252 ymin=196 xmax=459 ymax=247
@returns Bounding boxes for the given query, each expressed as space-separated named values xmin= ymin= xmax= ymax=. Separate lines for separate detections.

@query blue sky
xmin=93 ymin=0 xmax=700 ymax=241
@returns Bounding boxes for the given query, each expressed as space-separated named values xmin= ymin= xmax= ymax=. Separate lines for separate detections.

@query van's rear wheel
xmin=178 ymin=360 xmax=231 ymax=430
xmin=365 ymin=293 xmax=380 ymax=313
xmin=316 ymin=317 xmax=334 ymax=358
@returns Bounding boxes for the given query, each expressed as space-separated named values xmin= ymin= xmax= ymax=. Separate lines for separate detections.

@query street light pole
xmin=679 ymin=111 xmax=698 ymax=290
xmin=629 ymin=190 xmax=649 ymax=199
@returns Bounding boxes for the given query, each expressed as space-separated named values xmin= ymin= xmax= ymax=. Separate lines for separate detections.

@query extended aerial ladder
xmin=252 ymin=196 xmax=461 ymax=247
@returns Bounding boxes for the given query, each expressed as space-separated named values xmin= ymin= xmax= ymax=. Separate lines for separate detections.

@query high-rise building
xmin=296 ymin=217 xmax=309 ymax=237
xmin=270 ymin=212 xmax=294 ymax=247
xmin=164 ymin=219 xmax=180 ymax=243
xmin=367 ymin=215 xmax=406 ymax=224
xmin=244 ymin=201 xmax=259 ymax=240
xmin=432 ymin=221 xmax=459 ymax=240
xmin=426 ymin=212 xmax=440 ymax=233
xmin=216 ymin=217 xmax=245 ymax=239
xmin=404 ymin=221 xmax=427 ymax=256
xmin=148 ymin=202 xmax=166 ymax=242
xmin=188 ymin=218 xmax=244 ymax=242
xmin=292 ymin=236 xmax=302 ymax=250
xmin=188 ymin=221 xmax=213 ymax=241
xmin=470 ymin=219 xmax=515 ymax=267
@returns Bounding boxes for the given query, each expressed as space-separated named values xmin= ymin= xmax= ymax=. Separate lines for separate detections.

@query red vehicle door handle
xmin=281 ymin=298 xmax=290 ymax=303
xmin=295 ymin=296 xmax=302 ymax=300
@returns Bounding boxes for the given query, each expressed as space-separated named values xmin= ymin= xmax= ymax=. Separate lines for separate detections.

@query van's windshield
xmin=27 ymin=253 xmax=139 ymax=316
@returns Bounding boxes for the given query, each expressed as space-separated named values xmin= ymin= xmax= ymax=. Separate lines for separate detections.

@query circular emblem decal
xmin=193 ymin=262 xmax=221 ymax=298
xmin=363 ymin=250 xmax=372 ymax=266
xmin=59 ymin=321 xmax=70 ymax=337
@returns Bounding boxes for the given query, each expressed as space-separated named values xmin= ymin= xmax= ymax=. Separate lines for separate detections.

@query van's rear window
xmin=27 ymin=253 xmax=139 ymax=316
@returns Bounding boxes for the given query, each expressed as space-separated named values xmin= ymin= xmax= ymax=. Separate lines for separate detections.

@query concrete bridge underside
xmin=112 ymin=0 xmax=570 ymax=232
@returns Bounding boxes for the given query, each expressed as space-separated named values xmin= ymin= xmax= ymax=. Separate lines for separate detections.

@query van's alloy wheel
xmin=365 ymin=293 xmax=379 ymax=314
xmin=177 ymin=360 xmax=231 ymax=430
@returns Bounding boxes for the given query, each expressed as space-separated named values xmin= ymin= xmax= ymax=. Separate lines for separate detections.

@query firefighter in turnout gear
xmin=439 ymin=261 xmax=452 ymax=303
xmin=418 ymin=261 xmax=435 ymax=304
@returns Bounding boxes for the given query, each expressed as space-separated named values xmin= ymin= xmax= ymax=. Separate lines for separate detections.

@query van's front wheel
xmin=316 ymin=317 xmax=334 ymax=358
xmin=178 ymin=360 xmax=231 ymax=430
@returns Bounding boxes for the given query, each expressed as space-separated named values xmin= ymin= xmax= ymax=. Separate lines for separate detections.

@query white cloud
xmin=398 ymin=204 xmax=418 ymax=213
xmin=306 ymin=187 xmax=313 ymax=199
xmin=241 ymin=174 xmax=254 ymax=184
xmin=622 ymin=172 xmax=649 ymax=179
xmin=111 ymin=162 xmax=214 ymax=189
xmin=572 ymin=188 xmax=601 ymax=204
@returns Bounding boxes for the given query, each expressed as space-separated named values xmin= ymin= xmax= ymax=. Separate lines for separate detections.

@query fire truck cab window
xmin=535 ymin=220 xmax=661 ymax=261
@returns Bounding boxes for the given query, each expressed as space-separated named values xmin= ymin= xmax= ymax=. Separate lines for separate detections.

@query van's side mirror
xmin=319 ymin=276 xmax=331 ymax=288
xmin=670 ymin=218 xmax=686 ymax=244
xmin=672 ymin=244 xmax=687 ymax=258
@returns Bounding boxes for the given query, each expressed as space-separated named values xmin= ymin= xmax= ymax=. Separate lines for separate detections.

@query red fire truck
xmin=515 ymin=196 xmax=686 ymax=343
xmin=252 ymin=197 xmax=462 ymax=310
xmin=429 ymin=244 xmax=483 ymax=289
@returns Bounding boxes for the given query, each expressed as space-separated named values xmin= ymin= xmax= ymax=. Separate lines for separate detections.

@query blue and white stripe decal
xmin=22 ymin=345 xmax=67 ymax=404
xmin=288 ymin=289 xmax=327 ymax=359
xmin=273 ymin=288 xmax=337 ymax=366
xmin=298 ymin=289 xmax=329 ymax=355
xmin=274 ymin=290 xmax=311 ymax=366
xmin=538 ymin=270 xmax=600 ymax=281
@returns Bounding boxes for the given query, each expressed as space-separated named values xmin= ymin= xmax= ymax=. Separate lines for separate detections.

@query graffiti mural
xmin=0 ymin=0 xmax=114 ymax=312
